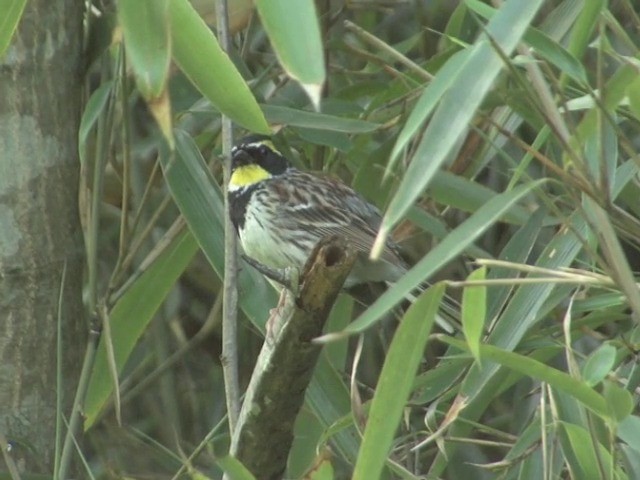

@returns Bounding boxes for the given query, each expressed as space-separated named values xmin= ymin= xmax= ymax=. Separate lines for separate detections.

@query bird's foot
xmin=265 ymin=266 xmax=299 ymax=344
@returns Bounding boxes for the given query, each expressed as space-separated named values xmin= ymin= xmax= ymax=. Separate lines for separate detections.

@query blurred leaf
xmin=324 ymin=295 xmax=352 ymax=371
xmin=466 ymin=0 xmax=588 ymax=83
xmin=378 ymin=0 xmax=544 ymax=244
xmin=308 ymin=354 xmax=359 ymax=463
xmin=78 ymin=81 xmax=113 ymax=165
xmin=84 ymin=229 xmax=199 ymax=429
xmin=118 ymin=0 xmax=171 ymax=99
xmin=462 ymin=267 xmax=487 ymax=364
xmin=461 ymin=213 xmax=588 ymax=396
xmin=583 ymin=197 xmax=640 ymax=323
xmin=441 ymin=337 xmax=609 ymax=420
xmin=217 ymin=455 xmax=257 ymax=480
xmin=566 ymin=0 xmax=606 ymax=58
xmin=621 ymin=444 xmax=640 ymax=480
xmin=348 ymin=180 xmax=543 ymax=335
xmin=0 ymin=0 xmax=26 ymax=57
xmin=255 ymin=0 xmax=325 ymax=108
xmin=301 ymin=448 xmax=334 ymax=480
xmin=389 ymin=48 xmax=470 ymax=166
xmin=262 ymin=105 xmax=379 ymax=133
xmin=486 ymin=207 xmax=546 ymax=321
xmin=560 ymin=420 xmax=627 ymax=480
xmin=582 ymin=343 xmax=616 ymax=386
xmin=604 ymin=381 xmax=634 ymax=424
xmin=619 ymin=416 xmax=640 ymax=453
xmin=627 ymin=76 xmax=640 ymax=122
xmin=352 ymin=284 xmax=443 ymax=480
xmin=169 ymin=0 xmax=269 ymax=133
xmin=525 ymin=27 xmax=587 ymax=84
xmin=428 ymin=171 xmax=537 ymax=225
xmin=412 ymin=359 xmax=467 ymax=404
xmin=288 ymin=410 xmax=325 ymax=478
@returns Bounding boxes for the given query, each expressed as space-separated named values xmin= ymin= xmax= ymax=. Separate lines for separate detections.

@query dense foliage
xmin=5 ymin=0 xmax=640 ymax=478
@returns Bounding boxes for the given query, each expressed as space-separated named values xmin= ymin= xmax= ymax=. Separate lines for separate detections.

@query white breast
xmin=239 ymin=199 xmax=307 ymax=271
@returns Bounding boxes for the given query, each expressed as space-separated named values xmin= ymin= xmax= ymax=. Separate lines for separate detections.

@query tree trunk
xmin=0 ymin=0 xmax=86 ymax=474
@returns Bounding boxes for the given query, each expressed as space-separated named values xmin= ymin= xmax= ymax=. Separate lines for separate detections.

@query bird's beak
xmin=231 ymin=148 xmax=253 ymax=169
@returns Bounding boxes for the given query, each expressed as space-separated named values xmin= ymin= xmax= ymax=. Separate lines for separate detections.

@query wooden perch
xmin=229 ymin=235 xmax=356 ymax=480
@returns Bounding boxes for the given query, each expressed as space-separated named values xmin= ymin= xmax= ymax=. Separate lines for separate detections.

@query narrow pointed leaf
xmin=118 ymin=0 xmax=171 ymax=99
xmin=0 ymin=0 xmax=27 ymax=57
xmin=169 ymin=0 xmax=269 ymax=133
xmin=352 ymin=284 xmax=443 ymax=480
xmin=349 ymin=181 xmax=543 ymax=334
xmin=440 ymin=337 xmax=609 ymax=420
xmin=462 ymin=267 xmax=487 ymax=364
xmin=255 ymin=0 xmax=325 ymax=108
xmin=379 ymin=0 xmax=544 ymax=243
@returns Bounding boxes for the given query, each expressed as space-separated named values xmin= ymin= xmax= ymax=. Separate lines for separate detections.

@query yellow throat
xmin=229 ymin=164 xmax=271 ymax=189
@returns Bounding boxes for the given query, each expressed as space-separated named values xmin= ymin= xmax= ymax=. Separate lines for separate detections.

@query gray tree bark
xmin=0 ymin=0 xmax=86 ymax=474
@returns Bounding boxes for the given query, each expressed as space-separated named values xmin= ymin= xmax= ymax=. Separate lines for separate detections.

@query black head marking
xmin=231 ymin=135 xmax=290 ymax=176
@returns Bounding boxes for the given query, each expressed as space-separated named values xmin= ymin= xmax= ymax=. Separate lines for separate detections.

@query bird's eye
xmin=259 ymin=145 xmax=269 ymax=155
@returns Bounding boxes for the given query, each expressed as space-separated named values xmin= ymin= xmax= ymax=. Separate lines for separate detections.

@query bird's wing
xmin=271 ymin=171 xmax=404 ymax=266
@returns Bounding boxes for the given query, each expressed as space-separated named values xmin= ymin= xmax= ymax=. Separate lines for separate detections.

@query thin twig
xmin=343 ymin=20 xmax=433 ymax=82
xmin=57 ymin=322 xmax=102 ymax=479
xmin=215 ymin=0 xmax=241 ymax=436
xmin=53 ymin=262 xmax=67 ymax=480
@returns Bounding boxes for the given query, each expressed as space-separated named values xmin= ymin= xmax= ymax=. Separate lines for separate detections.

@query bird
xmin=227 ymin=135 xmax=409 ymax=289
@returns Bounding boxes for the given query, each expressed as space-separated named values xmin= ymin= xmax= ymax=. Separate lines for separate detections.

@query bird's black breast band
xmin=229 ymin=185 xmax=258 ymax=232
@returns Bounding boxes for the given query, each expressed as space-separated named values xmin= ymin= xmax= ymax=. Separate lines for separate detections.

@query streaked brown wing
xmin=271 ymin=171 xmax=403 ymax=265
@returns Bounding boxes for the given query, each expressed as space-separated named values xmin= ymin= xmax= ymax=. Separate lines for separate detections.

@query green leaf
xmin=462 ymin=267 xmax=487 ymax=364
xmin=352 ymin=284 xmax=443 ymax=480
xmin=217 ymin=455 xmax=257 ymax=480
xmin=84 ymin=229 xmax=199 ymax=429
xmin=262 ymin=105 xmax=380 ymax=133
xmin=378 ymin=0 xmax=544 ymax=244
xmin=169 ymin=0 xmax=269 ymax=133
xmin=118 ymin=0 xmax=171 ymax=99
xmin=412 ymin=358 xmax=468 ymax=404
xmin=389 ymin=48 xmax=470 ymax=166
xmin=441 ymin=337 xmax=609 ymax=420
xmin=307 ymin=354 xmax=359 ymax=463
xmin=428 ymin=171 xmax=535 ymax=225
xmin=560 ymin=422 xmax=606 ymax=480
xmin=465 ymin=0 xmax=588 ymax=84
xmin=0 ymin=0 xmax=26 ymax=58
xmin=628 ymin=76 xmax=640 ymax=123
xmin=255 ymin=0 xmax=325 ymax=108
xmin=566 ymin=0 xmax=606 ymax=59
xmin=78 ymin=81 xmax=113 ymax=165
xmin=604 ymin=381 xmax=634 ymax=424
xmin=618 ymin=415 xmax=640 ymax=453
xmin=582 ymin=343 xmax=616 ymax=387
xmin=348 ymin=180 xmax=543 ymax=335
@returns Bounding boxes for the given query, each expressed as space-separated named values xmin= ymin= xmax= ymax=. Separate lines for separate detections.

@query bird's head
xmin=229 ymin=135 xmax=289 ymax=191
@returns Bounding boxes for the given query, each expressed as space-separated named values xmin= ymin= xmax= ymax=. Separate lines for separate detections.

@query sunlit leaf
xmin=0 ymin=0 xmax=27 ymax=58
xmin=352 ymin=284 xmax=443 ymax=480
xmin=169 ymin=0 xmax=269 ymax=133
xmin=462 ymin=267 xmax=487 ymax=364
xmin=255 ymin=0 xmax=325 ymax=108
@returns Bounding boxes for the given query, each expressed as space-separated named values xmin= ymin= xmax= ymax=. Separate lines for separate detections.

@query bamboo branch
xmin=215 ymin=0 xmax=241 ymax=434
xmin=230 ymin=236 xmax=356 ymax=480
